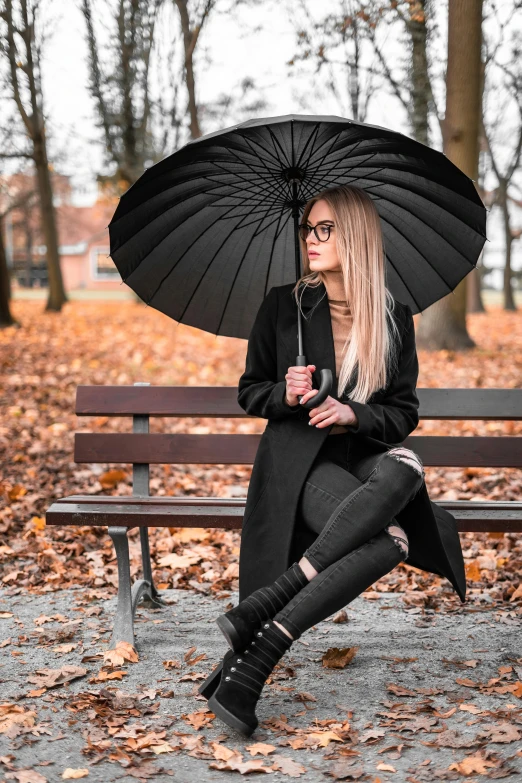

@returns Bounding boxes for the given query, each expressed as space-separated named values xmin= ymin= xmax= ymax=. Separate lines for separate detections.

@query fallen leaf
xmin=271 ymin=754 xmax=306 ymax=777
xmin=62 ymin=770 xmax=89 ymax=779
xmin=5 ymin=770 xmax=47 ymax=783
xmin=306 ymin=731 xmax=343 ymax=748
xmin=162 ymin=660 xmax=181 ymax=670
xmin=209 ymin=756 xmax=273 ymax=774
xmin=89 ymin=670 xmax=126 ymax=683
xmin=53 ymin=643 xmax=77 ymax=654
xmin=0 ymin=704 xmax=37 ymax=734
xmin=246 ymin=743 xmax=276 ymax=756
xmin=212 ymin=742 xmax=239 ymax=760
xmin=103 ymin=641 xmax=139 ymax=667
xmin=376 ymin=762 xmax=396 ymax=772
xmin=27 ymin=666 xmax=87 ymax=689
xmin=449 ymin=756 xmax=498 ymax=775
xmin=99 ymin=469 xmax=127 ymax=489
xmin=158 ymin=553 xmax=201 ymax=569
xmin=322 ymin=647 xmax=358 ymax=669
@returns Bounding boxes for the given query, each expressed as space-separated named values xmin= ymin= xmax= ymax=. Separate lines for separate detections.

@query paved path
xmin=0 ymin=587 xmax=520 ymax=782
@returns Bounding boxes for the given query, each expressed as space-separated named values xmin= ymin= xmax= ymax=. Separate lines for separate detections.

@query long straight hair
xmin=292 ymin=185 xmax=401 ymax=404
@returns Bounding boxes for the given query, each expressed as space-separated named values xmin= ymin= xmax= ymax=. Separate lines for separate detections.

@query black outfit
xmin=274 ymin=433 xmax=422 ymax=638
xmin=236 ymin=282 xmax=467 ymax=604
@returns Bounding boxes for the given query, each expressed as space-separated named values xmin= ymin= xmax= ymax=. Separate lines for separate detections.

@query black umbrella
xmin=108 ymin=114 xmax=487 ymax=409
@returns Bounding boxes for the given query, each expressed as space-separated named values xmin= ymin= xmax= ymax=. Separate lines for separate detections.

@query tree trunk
xmin=416 ymin=0 xmax=483 ymax=350
xmin=0 ymin=217 xmax=17 ymax=328
xmin=498 ymin=178 xmax=516 ymax=310
xmin=175 ymin=0 xmax=203 ymax=140
xmin=33 ymin=137 xmax=67 ymax=312
xmin=408 ymin=0 xmax=430 ymax=146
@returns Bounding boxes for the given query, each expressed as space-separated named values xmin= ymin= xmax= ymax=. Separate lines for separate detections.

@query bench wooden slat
xmin=75 ymin=433 xmax=522 ymax=467
xmin=46 ymin=501 xmax=244 ymax=528
xmin=76 ymin=386 xmax=522 ymax=420
xmin=45 ymin=497 xmax=522 ymax=532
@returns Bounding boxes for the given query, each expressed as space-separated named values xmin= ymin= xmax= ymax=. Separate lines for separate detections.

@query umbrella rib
xmin=233 ymin=128 xmax=290 ymax=169
xmin=305 ymin=149 xmax=380 ymax=186
xmin=294 ymin=123 xmax=322 ymax=170
xmin=263 ymin=208 xmax=288 ymax=297
xmin=151 ymin=195 xmax=290 ymax=331
xmin=211 ymin=144 xmax=290 ymax=204
xmin=132 ymin=201 xmax=242 ymax=293
xmin=304 ymin=129 xmax=357 ymax=171
xmin=265 ymin=125 xmax=293 ymax=169
xmin=214 ymin=208 xmax=284 ymax=336
xmin=370 ymin=180 xmax=488 ymax=245
xmin=377 ymin=210 xmax=465 ymax=305
xmin=382 ymin=250 xmax=423 ymax=311
xmin=207 ymin=156 xmax=288 ymax=204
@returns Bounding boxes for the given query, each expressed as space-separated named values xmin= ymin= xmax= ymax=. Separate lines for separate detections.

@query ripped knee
xmin=386 ymin=523 xmax=409 ymax=559
xmin=386 ymin=447 xmax=424 ymax=478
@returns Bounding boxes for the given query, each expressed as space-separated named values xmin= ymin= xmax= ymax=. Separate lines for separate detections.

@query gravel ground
xmin=0 ymin=586 xmax=521 ymax=783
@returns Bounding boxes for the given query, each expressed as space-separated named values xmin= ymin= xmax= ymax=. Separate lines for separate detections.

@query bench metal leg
xmin=139 ymin=526 xmax=165 ymax=608
xmin=108 ymin=526 xmax=161 ymax=650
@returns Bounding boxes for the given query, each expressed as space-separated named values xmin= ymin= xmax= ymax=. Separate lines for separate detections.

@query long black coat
xmin=237 ymin=282 xmax=466 ymax=604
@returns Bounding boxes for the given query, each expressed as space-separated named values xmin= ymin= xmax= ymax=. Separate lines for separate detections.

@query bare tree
xmin=480 ymin=21 xmax=522 ymax=311
xmin=0 ymin=216 xmax=16 ymax=327
xmin=0 ymin=182 xmax=36 ymax=328
xmin=0 ymin=0 xmax=67 ymax=312
xmin=416 ymin=0 xmax=484 ymax=350
xmin=173 ymin=0 xmax=216 ymax=139
xmin=286 ymin=0 xmax=377 ymax=122
xmin=81 ymin=0 xmax=167 ymax=194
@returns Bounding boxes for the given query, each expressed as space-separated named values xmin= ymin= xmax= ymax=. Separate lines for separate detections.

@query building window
xmin=91 ymin=248 xmax=120 ymax=280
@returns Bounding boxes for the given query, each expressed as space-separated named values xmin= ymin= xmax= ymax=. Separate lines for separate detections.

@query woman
xmin=198 ymin=185 xmax=466 ymax=737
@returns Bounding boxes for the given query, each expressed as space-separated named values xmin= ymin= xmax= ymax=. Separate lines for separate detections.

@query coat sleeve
xmin=237 ymin=287 xmax=305 ymax=421
xmin=345 ymin=305 xmax=420 ymax=443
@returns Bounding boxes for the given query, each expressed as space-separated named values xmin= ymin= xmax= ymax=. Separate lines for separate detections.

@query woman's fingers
xmin=300 ymin=388 xmax=319 ymax=405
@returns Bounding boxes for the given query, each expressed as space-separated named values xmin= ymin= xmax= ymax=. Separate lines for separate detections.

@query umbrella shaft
xmin=292 ymin=182 xmax=304 ymax=357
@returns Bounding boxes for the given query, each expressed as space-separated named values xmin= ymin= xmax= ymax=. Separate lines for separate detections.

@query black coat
xmin=237 ymin=282 xmax=467 ymax=604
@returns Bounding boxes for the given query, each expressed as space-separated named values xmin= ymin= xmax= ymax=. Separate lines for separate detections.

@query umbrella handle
xmin=295 ymin=356 xmax=333 ymax=410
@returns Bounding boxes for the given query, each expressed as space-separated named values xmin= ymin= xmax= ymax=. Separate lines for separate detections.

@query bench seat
xmin=46 ymin=495 xmax=522 ymax=532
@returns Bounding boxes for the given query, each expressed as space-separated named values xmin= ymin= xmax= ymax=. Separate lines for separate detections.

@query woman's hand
xmin=284 ymin=364 xmax=316 ymax=407
xmin=299 ymin=389 xmax=358 ymax=428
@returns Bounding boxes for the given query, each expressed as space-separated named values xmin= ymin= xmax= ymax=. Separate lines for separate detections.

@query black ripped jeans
xmin=274 ymin=434 xmax=425 ymax=640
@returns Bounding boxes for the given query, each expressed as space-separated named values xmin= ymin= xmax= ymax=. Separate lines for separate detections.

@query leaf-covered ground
xmin=0 ymin=300 xmax=521 ymax=603
xmin=0 ymin=300 xmax=521 ymax=781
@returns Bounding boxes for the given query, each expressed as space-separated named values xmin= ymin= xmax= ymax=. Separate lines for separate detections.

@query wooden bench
xmin=45 ymin=383 xmax=522 ymax=650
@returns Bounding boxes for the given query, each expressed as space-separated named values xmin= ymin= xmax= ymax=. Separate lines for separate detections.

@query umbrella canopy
xmin=109 ymin=114 xmax=487 ymax=340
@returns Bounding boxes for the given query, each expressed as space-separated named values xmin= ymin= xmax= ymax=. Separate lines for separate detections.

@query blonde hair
xmin=292 ymin=185 xmax=401 ymax=404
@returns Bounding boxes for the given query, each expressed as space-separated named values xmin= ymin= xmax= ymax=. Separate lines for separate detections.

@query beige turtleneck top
xmin=321 ymin=270 xmax=353 ymax=435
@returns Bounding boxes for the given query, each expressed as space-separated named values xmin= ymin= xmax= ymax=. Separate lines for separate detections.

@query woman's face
xmin=304 ymin=199 xmax=341 ymax=272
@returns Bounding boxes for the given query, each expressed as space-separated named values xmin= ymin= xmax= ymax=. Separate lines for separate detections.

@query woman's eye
xmin=319 ymin=226 xmax=330 ymax=237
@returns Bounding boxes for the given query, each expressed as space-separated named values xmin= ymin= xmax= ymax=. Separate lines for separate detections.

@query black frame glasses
xmin=298 ymin=222 xmax=334 ymax=242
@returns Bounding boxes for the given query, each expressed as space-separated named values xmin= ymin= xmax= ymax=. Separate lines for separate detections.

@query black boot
xmin=197 ymin=649 xmax=234 ymax=700
xmin=216 ymin=562 xmax=308 ymax=651
xmin=208 ymin=619 xmax=293 ymax=736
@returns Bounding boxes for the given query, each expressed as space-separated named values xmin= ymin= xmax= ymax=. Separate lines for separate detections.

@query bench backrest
xmin=74 ymin=385 xmax=522 ymax=469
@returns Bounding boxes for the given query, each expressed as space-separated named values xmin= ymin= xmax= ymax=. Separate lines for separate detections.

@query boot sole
xmin=208 ymin=692 xmax=257 ymax=737
xmin=197 ymin=660 xmax=223 ymax=699
xmin=198 ymin=649 xmax=236 ymax=699
xmin=216 ymin=614 xmax=243 ymax=651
